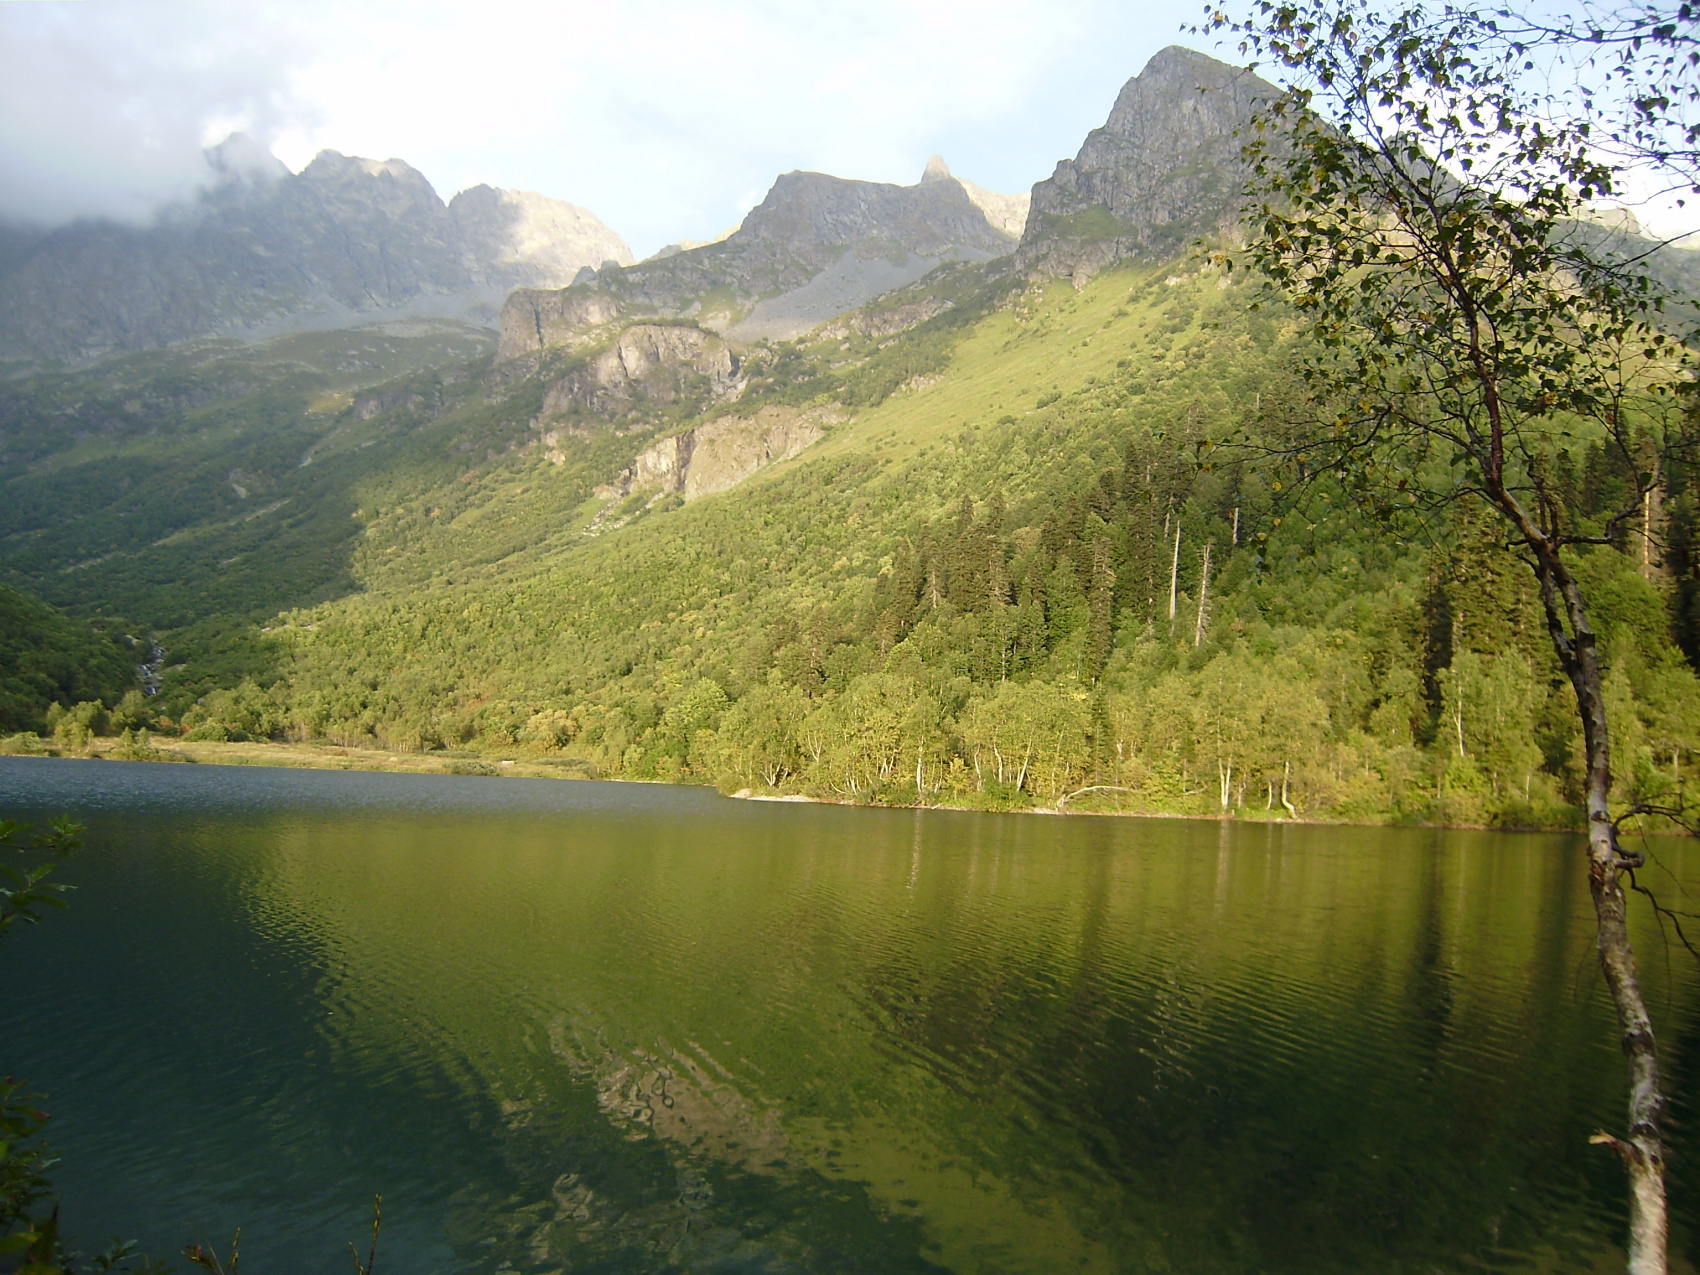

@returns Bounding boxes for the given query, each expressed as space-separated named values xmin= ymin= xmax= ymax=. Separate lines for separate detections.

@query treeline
xmin=609 ymin=465 xmax=1696 ymax=828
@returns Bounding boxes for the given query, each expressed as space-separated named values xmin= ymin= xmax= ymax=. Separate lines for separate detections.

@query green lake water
xmin=2 ymin=756 xmax=1698 ymax=1273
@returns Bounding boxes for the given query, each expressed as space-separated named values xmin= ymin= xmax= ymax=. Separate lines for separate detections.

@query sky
xmin=0 ymin=0 xmax=1209 ymax=258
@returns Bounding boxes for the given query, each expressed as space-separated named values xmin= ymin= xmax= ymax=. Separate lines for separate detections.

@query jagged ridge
xmin=1018 ymin=45 xmax=1274 ymax=282
xmin=498 ymin=161 xmax=1027 ymax=362
xmin=0 ymin=139 xmax=632 ymax=364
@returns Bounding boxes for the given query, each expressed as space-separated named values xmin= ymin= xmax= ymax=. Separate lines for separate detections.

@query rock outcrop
xmin=1017 ymin=46 xmax=1274 ymax=282
xmin=499 ymin=286 xmax=627 ymax=366
xmin=923 ymin=155 xmax=1030 ymax=239
xmin=498 ymin=160 xmax=1027 ymax=361
xmin=593 ymin=405 xmax=841 ymax=503
xmin=539 ymin=324 xmax=743 ymax=418
xmin=816 ymin=296 xmax=954 ymax=342
xmin=0 ymin=137 xmax=632 ymax=363
xmin=680 ymin=406 xmax=837 ymax=500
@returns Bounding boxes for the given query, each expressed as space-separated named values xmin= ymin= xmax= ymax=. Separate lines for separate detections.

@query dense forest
xmin=5 ymin=253 xmax=1692 ymax=829
xmin=0 ymin=584 xmax=137 ymax=734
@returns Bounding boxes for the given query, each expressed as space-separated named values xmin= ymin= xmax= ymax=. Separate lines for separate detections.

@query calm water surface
xmin=2 ymin=757 xmax=1698 ymax=1273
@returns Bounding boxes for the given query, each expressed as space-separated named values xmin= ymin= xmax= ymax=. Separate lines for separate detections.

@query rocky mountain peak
xmin=733 ymin=168 xmax=1013 ymax=259
xmin=293 ymin=150 xmax=445 ymax=218
xmin=922 ymin=155 xmax=953 ymax=184
xmin=500 ymin=162 xmax=1030 ymax=358
xmin=1017 ymin=44 xmax=1274 ymax=281
xmin=450 ymin=185 xmax=634 ymax=280
xmin=203 ymin=132 xmax=289 ymax=182
xmin=0 ymin=146 xmax=632 ymax=363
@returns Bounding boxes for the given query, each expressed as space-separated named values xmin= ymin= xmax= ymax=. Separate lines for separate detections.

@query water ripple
xmin=2 ymin=761 xmax=1695 ymax=1273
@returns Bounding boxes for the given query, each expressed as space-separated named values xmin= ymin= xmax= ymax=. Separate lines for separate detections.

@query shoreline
xmin=2 ymin=737 xmax=592 ymax=782
xmin=0 ymin=738 xmax=1626 ymax=836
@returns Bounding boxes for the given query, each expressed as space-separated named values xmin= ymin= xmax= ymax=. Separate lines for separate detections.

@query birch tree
xmin=1201 ymin=1 xmax=1698 ymax=1265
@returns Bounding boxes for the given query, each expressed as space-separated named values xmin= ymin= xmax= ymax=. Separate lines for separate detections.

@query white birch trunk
xmin=1168 ymin=522 xmax=1181 ymax=623
xmin=1195 ymin=541 xmax=1212 ymax=647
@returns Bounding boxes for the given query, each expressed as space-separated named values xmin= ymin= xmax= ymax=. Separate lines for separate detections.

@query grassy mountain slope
xmin=0 ymin=322 xmax=498 ymax=622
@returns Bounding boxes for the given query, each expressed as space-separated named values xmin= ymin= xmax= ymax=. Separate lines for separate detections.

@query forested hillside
xmin=0 ymin=320 xmax=500 ymax=627
xmin=0 ymin=583 xmax=136 ymax=733
xmin=29 ymin=255 xmax=1674 ymax=830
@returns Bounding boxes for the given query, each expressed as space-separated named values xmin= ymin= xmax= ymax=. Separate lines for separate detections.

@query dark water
xmin=3 ymin=757 xmax=1699 ymax=1274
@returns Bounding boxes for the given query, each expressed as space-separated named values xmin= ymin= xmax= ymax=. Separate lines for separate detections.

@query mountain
xmin=497 ymin=157 xmax=1027 ymax=363
xmin=0 ymin=321 xmax=499 ymax=631
xmin=1018 ymin=45 xmax=1274 ymax=282
xmin=938 ymin=157 xmax=1031 ymax=238
xmin=0 ymin=138 xmax=632 ymax=365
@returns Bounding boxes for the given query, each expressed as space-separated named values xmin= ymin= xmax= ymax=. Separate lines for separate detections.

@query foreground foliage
xmin=1202 ymin=0 xmax=1700 ymax=1266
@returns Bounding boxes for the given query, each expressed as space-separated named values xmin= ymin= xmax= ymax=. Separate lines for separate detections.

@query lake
xmin=2 ymin=756 xmax=1697 ymax=1273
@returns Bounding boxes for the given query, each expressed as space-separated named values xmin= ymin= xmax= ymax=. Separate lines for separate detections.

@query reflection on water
xmin=2 ymin=757 xmax=1698 ymax=1273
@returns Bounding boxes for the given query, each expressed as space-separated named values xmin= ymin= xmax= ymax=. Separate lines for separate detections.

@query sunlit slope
xmin=16 ymin=249 xmax=1691 ymax=829
xmin=0 ymin=256 xmax=1261 ymax=651
xmin=265 ymin=261 xmax=1285 ymax=741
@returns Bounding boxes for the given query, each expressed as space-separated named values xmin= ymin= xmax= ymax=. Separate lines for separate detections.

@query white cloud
xmin=0 ymin=0 xmax=1186 ymax=254
xmin=0 ymin=0 xmax=318 ymax=222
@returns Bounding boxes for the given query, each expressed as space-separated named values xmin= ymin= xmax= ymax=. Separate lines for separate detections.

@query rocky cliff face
xmin=1017 ymin=46 xmax=1274 ymax=282
xmin=680 ymin=406 xmax=839 ymax=500
xmin=497 ymin=159 xmax=1026 ymax=362
xmin=450 ymin=185 xmax=633 ymax=285
xmin=539 ymin=324 xmax=743 ymax=418
xmin=925 ymin=156 xmax=1030 ymax=239
xmin=732 ymin=166 xmax=1013 ymax=262
xmin=592 ymin=405 xmax=843 ymax=504
xmin=0 ymin=138 xmax=632 ymax=364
